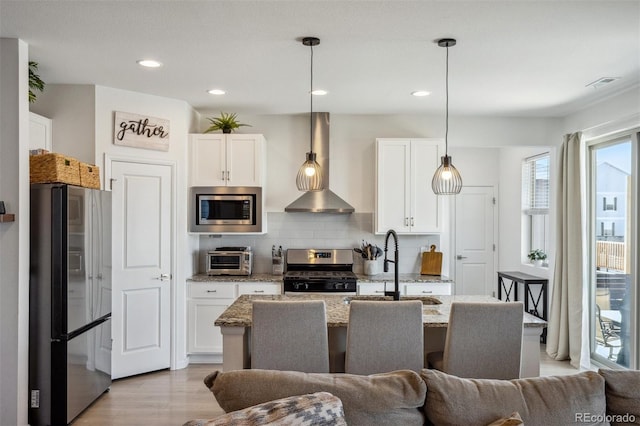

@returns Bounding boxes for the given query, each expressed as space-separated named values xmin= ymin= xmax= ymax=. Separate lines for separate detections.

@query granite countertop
xmin=189 ymin=273 xmax=284 ymax=283
xmin=190 ymin=272 xmax=451 ymax=283
xmin=215 ymin=294 xmax=547 ymax=329
xmin=356 ymin=273 xmax=452 ymax=283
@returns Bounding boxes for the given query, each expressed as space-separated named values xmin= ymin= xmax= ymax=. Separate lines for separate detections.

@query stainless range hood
xmin=285 ymin=112 xmax=355 ymax=213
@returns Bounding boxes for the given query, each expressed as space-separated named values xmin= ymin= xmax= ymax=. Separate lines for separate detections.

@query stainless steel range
xmin=283 ymin=249 xmax=357 ymax=294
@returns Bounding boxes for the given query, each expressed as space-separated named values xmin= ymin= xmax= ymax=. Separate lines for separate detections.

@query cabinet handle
xmin=253 ymin=290 xmax=265 ymax=293
xmin=375 ymin=290 xmax=384 ymax=293
xmin=456 ymin=255 xmax=468 ymax=260
xmin=226 ymin=170 xmax=230 ymax=181
xmin=422 ymin=290 xmax=433 ymax=294
xmin=405 ymin=217 xmax=409 ymax=226
xmin=206 ymin=290 xmax=217 ymax=293
xmin=411 ymin=217 xmax=414 ymax=226
xmin=221 ymin=171 xmax=226 ymax=180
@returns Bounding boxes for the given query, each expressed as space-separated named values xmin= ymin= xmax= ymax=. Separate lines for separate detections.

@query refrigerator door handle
xmin=65 ymin=314 xmax=111 ymax=341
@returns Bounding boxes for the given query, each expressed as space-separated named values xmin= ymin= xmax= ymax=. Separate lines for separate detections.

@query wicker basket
xmin=30 ymin=153 xmax=81 ymax=186
xmin=79 ymin=162 xmax=101 ymax=189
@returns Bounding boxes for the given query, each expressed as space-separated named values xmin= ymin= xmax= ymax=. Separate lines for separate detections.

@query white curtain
xmin=546 ymin=132 xmax=591 ymax=369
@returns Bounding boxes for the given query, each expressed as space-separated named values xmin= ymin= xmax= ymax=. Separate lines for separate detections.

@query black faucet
xmin=383 ymin=229 xmax=400 ymax=301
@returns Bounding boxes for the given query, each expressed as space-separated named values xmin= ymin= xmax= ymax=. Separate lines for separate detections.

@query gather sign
xmin=113 ymin=111 xmax=170 ymax=151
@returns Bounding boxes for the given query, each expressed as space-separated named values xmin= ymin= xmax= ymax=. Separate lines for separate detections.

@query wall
xmin=29 ymin=84 xmax=96 ymax=163
xmin=93 ymin=85 xmax=200 ymax=369
xmin=195 ymin=113 xmax=561 ymax=279
xmin=0 ymin=38 xmax=29 ymax=426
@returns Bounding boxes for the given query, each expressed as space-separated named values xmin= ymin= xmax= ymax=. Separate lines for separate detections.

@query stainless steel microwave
xmin=190 ymin=186 xmax=263 ymax=233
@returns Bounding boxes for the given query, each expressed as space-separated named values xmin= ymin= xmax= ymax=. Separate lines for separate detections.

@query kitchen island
xmin=215 ymin=294 xmax=547 ymax=377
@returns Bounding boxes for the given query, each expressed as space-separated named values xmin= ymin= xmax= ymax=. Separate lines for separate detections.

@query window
xmin=603 ymin=197 xmax=618 ymax=211
xmin=522 ymin=153 xmax=550 ymax=261
xmin=588 ymin=129 xmax=638 ymax=369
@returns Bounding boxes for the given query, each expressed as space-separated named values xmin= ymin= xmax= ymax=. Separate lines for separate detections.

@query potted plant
xmin=204 ymin=112 xmax=251 ymax=134
xmin=29 ymin=61 xmax=45 ymax=103
xmin=527 ymin=249 xmax=547 ymax=266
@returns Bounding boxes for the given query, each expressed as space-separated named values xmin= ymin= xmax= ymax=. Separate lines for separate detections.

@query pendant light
xmin=296 ymin=37 xmax=324 ymax=191
xmin=432 ymin=38 xmax=463 ymax=195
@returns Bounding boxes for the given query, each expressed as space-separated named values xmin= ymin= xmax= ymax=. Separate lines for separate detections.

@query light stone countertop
xmin=189 ymin=272 xmax=451 ymax=284
xmin=189 ymin=273 xmax=284 ymax=283
xmin=356 ymin=273 xmax=452 ymax=282
xmin=214 ymin=294 xmax=547 ymax=329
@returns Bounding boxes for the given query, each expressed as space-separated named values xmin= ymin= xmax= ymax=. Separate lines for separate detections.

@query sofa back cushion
xmin=421 ymin=369 xmax=608 ymax=426
xmin=204 ymin=369 xmax=426 ymax=426
xmin=598 ymin=369 xmax=640 ymax=425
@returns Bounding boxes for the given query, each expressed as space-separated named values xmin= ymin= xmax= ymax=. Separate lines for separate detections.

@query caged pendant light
xmin=296 ymin=37 xmax=324 ymax=191
xmin=432 ymin=38 xmax=463 ymax=195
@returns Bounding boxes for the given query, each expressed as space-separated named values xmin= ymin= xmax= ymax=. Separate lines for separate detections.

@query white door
xmin=111 ymin=160 xmax=172 ymax=379
xmin=455 ymin=186 xmax=496 ymax=295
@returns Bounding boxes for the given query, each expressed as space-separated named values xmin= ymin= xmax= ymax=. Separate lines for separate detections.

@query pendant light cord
xmin=309 ymin=43 xmax=314 ymax=153
xmin=445 ymin=44 xmax=449 ymax=157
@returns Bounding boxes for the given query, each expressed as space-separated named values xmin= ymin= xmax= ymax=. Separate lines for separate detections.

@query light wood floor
xmin=73 ymin=347 xmax=581 ymax=425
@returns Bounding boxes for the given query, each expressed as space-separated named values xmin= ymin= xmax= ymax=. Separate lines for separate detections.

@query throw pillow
xmin=486 ymin=412 xmax=524 ymax=426
xmin=421 ymin=369 xmax=608 ymax=426
xmin=598 ymin=369 xmax=640 ymax=425
xmin=182 ymin=392 xmax=346 ymax=426
xmin=204 ymin=369 xmax=426 ymax=426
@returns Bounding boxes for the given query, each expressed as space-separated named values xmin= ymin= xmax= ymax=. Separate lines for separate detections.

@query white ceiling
xmin=2 ymin=0 xmax=639 ymax=117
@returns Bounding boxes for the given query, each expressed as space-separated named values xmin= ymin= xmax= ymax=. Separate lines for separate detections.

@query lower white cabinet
xmin=187 ymin=280 xmax=282 ymax=356
xmin=238 ymin=282 xmax=281 ymax=296
xmin=187 ymin=282 xmax=235 ymax=354
xmin=357 ymin=282 xmax=387 ymax=295
xmin=403 ymin=282 xmax=452 ymax=296
xmin=357 ymin=281 xmax=452 ymax=296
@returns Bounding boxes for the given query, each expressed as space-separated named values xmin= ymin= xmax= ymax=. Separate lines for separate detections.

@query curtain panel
xmin=546 ymin=132 xmax=591 ymax=369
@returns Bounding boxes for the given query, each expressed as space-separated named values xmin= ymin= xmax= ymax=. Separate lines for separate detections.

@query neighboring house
xmin=596 ymin=162 xmax=629 ymax=241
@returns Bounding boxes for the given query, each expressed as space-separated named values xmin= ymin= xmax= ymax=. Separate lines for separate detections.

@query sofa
xmin=184 ymin=368 xmax=640 ymax=426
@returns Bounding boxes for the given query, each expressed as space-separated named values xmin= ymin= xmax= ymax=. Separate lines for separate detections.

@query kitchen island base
xmin=217 ymin=294 xmax=547 ymax=377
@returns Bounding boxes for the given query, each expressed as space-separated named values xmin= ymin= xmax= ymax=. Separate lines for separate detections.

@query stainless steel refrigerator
xmin=29 ymin=184 xmax=112 ymax=426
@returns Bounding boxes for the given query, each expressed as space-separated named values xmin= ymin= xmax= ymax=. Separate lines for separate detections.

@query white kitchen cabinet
xmin=357 ymin=281 xmax=387 ymax=295
xmin=29 ymin=112 xmax=52 ymax=152
xmin=189 ymin=133 xmax=265 ymax=187
xmin=403 ymin=282 xmax=452 ymax=296
xmin=187 ymin=282 xmax=235 ymax=354
xmin=375 ymin=139 xmax=443 ymax=234
xmin=237 ymin=282 xmax=281 ymax=296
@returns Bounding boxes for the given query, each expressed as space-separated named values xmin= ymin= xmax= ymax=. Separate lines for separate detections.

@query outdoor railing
xmin=596 ymin=241 xmax=626 ymax=272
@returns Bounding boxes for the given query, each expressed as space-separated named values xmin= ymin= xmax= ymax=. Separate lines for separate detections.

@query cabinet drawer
xmin=189 ymin=282 xmax=236 ymax=299
xmin=404 ymin=282 xmax=451 ymax=296
xmin=238 ymin=283 xmax=281 ymax=295
xmin=357 ymin=282 xmax=387 ymax=295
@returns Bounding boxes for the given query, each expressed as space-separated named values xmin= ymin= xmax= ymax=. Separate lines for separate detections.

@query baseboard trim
xmin=188 ymin=354 xmax=223 ymax=364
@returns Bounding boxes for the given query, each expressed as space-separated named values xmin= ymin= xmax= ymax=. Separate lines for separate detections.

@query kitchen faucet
xmin=383 ymin=229 xmax=400 ymax=301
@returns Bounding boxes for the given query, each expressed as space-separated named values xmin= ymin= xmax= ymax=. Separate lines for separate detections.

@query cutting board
xmin=420 ymin=245 xmax=443 ymax=275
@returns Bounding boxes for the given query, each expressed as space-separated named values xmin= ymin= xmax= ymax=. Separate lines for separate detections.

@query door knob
xmin=154 ymin=273 xmax=171 ymax=281
xmin=456 ymin=255 xmax=468 ymax=260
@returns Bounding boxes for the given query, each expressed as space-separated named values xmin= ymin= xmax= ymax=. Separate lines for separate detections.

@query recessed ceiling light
xmin=207 ymin=89 xmax=226 ymax=95
xmin=136 ymin=59 xmax=162 ymax=68
xmin=311 ymin=89 xmax=328 ymax=96
xmin=411 ymin=91 xmax=430 ymax=97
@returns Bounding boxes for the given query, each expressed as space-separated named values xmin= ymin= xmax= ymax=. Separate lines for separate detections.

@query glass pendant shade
xmin=432 ymin=155 xmax=463 ymax=195
xmin=296 ymin=152 xmax=324 ymax=191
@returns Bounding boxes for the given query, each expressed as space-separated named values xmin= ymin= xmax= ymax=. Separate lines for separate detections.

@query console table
xmin=497 ymin=271 xmax=548 ymax=342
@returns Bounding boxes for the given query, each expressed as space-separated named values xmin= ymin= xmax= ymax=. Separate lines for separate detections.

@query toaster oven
xmin=206 ymin=247 xmax=252 ymax=276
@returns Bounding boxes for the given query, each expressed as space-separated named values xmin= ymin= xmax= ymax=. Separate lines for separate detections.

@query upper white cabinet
xmin=375 ymin=138 xmax=443 ymax=234
xmin=189 ymin=134 xmax=265 ymax=187
xmin=29 ymin=112 xmax=53 ymax=152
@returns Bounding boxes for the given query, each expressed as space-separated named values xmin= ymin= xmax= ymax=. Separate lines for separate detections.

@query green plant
xmin=204 ymin=112 xmax=251 ymax=134
xmin=527 ymin=249 xmax=547 ymax=262
xmin=29 ymin=61 xmax=45 ymax=103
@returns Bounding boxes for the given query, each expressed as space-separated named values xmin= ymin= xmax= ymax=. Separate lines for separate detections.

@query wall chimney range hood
xmin=285 ymin=112 xmax=355 ymax=213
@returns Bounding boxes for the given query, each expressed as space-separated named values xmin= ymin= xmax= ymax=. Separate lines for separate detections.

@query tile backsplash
xmin=198 ymin=212 xmax=439 ymax=275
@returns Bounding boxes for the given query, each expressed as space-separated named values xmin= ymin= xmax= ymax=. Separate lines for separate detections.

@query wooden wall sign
xmin=114 ymin=111 xmax=170 ymax=151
